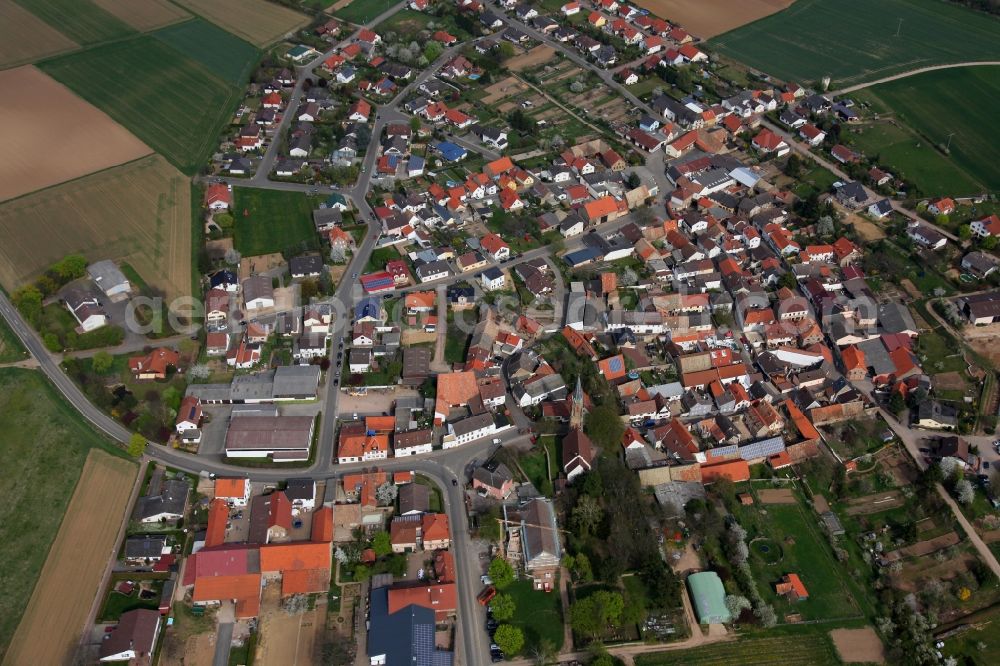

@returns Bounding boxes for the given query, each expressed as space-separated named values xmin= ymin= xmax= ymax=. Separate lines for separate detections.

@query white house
xmin=480 ymin=267 xmax=506 ymax=291
xmin=444 ymin=413 xmax=498 ymax=448
xmin=394 ymin=429 xmax=433 ymax=456
xmin=349 ymin=348 xmax=373 ymax=373
xmin=99 ymin=610 xmax=160 ymax=664
xmin=64 ymin=288 xmax=107 ymax=332
xmin=971 ymin=214 xmax=1000 ymax=238
xmin=214 ymin=477 xmax=251 ymax=507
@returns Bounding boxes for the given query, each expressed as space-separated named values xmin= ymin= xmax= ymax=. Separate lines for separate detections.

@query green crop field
xmin=849 ymin=66 xmax=1000 ymax=195
xmin=152 ymin=18 xmax=260 ymax=86
xmin=845 ymin=121 xmax=980 ymax=197
xmin=635 ymin=633 xmax=842 ymax=666
xmin=233 ymin=188 xmax=320 ymax=257
xmin=334 ymin=0 xmax=398 ymax=25
xmin=14 ymin=0 xmax=136 ymax=46
xmin=708 ymin=0 xmax=1000 ymax=88
xmin=39 ymin=36 xmax=239 ymax=175
xmin=0 ymin=368 xmax=126 ymax=661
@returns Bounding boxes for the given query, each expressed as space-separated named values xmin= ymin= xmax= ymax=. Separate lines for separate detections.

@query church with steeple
xmin=562 ymin=376 xmax=595 ymax=482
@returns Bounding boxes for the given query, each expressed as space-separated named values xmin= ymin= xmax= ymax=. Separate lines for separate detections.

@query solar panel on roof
xmin=609 ymin=357 xmax=623 ymax=373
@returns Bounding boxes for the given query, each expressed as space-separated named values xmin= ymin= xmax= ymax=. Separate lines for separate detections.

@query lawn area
xmin=333 ymin=0 xmax=398 ymax=24
xmin=733 ymin=500 xmax=862 ymax=622
xmin=39 ymin=36 xmax=241 ymax=175
xmin=707 ymin=0 xmax=1000 ymax=88
xmin=378 ymin=8 xmax=433 ymax=39
xmin=503 ymin=579 xmax=564 ymax=653
xmin=232 ymin=188 xmax=319 ymax=256
xmin=444 ymin=316 xmax=470 ymax=364
xmin=943 ymin=602 xmax=1000 ymax=665
xmin=0 ymin=316 xmax=27 ymax=363
xmin=99 ymin=579 xmax=164 ymax=621
xmin=152 ymin=18 xmax=260 ymax=86
xmin=518 ymin=436 xmax=558 ymax=491
xmin=0 ymin=368 xmax=126 ymax=660
xmin=850 ymin=66 xmax=1000 ymax=195
xmin=844 ymin=121 xmax=980 ymax=197
xmin=792 ymin=164 xmax=838 ymax=198
xmin=635 ymin=632 xmax=842 ymax=666
xmin=15 ymin=0 xmax=135 ymax=45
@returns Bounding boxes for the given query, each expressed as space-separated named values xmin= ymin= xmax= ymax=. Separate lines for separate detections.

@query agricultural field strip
xmin=0 ymin=1 xmax=79 ymax=69
xmin=855 ymin=66 xmax=1000 ymax=193
xmin=3 ymin=450 xmax=136 ymax=666
xmin=172 ymin=0 xmax=310 ymax=47
xmin=0 ymin=155 xmax=191 ymax=300
xmin=90 ymin=0 xmax=190 ymax=32
xmin=152 ymin=18 xmax=260 ymax=86
xmin=13 ymin=0 xmax=136 ymax=45
xmin=0 ymin=65 xmax=153 ymax=203
xmin=39 ymin=37 xmax=242 ymax=174
xmin=708 ymin=0 xmax=1000 ymax=87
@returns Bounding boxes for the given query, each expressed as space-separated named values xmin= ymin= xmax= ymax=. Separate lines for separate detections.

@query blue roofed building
xmin=355 ymin=296 xmax=385 ymax=322
xmin=563 ymin=247 xmax=602 ymax=268
xmin=434 ymin=141 xmax=468 ymax=162
xmin=367 ymin=586 xmax=453 ymax=666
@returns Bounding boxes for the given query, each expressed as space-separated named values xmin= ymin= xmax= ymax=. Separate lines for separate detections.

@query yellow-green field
xmin=0 ymin=155 xmax=192 ymax=300
xmin=173 ymin=0 xmax=309 ymax=46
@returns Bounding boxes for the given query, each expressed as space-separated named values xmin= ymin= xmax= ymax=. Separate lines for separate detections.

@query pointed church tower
xmin=569 ymin=376 xmax=584 ymax=430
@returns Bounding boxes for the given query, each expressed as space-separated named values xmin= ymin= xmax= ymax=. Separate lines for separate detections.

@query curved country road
xmin=830 ymin=61 xmax=1000 ymax=95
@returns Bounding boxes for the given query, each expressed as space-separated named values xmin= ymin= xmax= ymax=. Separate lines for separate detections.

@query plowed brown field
xmin=632 ymin=0 xmax=794 ymax=39
xmin=0 ymin=66 xmax=151 ymax=202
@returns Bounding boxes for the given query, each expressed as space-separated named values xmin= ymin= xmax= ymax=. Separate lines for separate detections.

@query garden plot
xmin=843 ymin=490 xmax=906 ymax=516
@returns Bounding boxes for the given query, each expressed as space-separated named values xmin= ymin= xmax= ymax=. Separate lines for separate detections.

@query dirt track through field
xmin=632 ymin=0 xmax=794 ymax=39
xmin=3 ymin=450 xmax=136 ymax=666
xmin=0 ymin=66 xmax=152 ymax=202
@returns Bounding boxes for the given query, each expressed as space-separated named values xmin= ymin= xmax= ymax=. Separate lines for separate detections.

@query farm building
xmin=88 ymin=260 xmax=131 ymax=300
xmin=224 ymin=415 xmax=315 ymax=460
xmin=687 ymin=571 xmax=731 ymax=624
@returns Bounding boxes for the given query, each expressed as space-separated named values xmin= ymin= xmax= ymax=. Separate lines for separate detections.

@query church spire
xmin=570 ymin=376 xmax=584 ymax=429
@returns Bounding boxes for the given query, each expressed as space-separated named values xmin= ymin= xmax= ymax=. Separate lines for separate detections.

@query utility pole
xmin=895 ymin=18 xmax=904 ymax=37
xmin=946 ymin=132 xmax=956 ymax=151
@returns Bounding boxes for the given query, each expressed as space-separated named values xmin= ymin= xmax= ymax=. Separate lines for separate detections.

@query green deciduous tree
xmin=493 ymin=624 xmax=524 ymax=656
xmin=371 ymin=530 xmax=392 ymax=557
xmin=490 ymin=592 xmax=515 ymax=620
xmin=92 ymin=350 xmax=114 ymax=374
xmin=584 ymin=404 xmax=624 ymax=450
xmin=570 ymin=591 xmax=624 ymax=638
xmin=128 ymin=433 xmax=147 ymax=458
xmin=489 ymin=557 xmax=515 ymax=588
